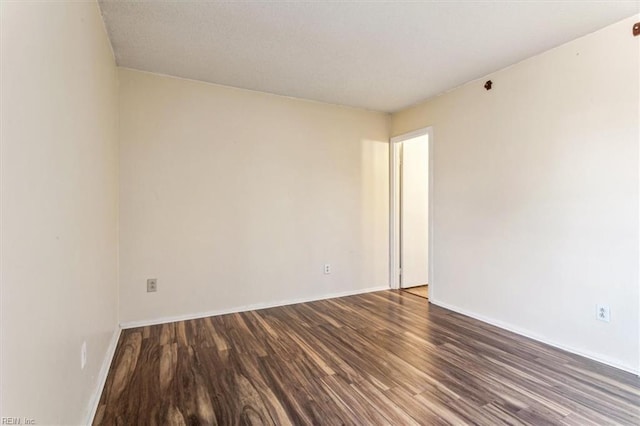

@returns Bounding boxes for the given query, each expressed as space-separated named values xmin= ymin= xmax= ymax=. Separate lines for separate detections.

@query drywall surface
xmin=391 ymin=15 xmax=640 ymax=372
xmin=98 ymin=0 xmax=638 ymax=112
xmin=0 ymin=1 xmax=119 ymax=423
xmin=118 ymin=68 xmax=389 ymax=324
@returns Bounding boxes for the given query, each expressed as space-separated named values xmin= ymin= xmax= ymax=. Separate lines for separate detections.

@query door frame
xmin=389 ymin=127 xmax=434 ymax=294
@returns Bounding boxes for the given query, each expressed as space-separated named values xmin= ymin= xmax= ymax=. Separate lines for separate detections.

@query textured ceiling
xmin=98 ymin=1 xmax=639 ymax=112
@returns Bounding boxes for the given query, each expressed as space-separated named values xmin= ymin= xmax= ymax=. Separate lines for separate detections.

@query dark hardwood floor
xmin=94 ymin=290 xmax=640 ymax=425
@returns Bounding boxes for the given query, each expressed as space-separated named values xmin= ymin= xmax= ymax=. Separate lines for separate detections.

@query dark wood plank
xmin=94 ymin=290 xmax=640 ymax=425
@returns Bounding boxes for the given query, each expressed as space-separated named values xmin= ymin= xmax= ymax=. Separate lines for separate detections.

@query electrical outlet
xmin=596 ymin=304 xmax=610 ymax=322
xmin=324 ymin=264 xmax=331 ymax=274
xmin=81 ymin=341 xmax=87 ymax=370
xmin=147 ymin=278 xmax=157 ymax=292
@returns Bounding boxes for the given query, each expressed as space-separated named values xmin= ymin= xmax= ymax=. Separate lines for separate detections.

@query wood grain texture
xmin=94 ymin=290 xmax=640 ymax=425
xmin=403 ymin=285 xmax=428 ymax=299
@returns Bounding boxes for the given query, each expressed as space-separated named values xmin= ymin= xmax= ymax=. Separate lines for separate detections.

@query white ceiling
xmin=98 ymin=1 xmax=639 ymax=112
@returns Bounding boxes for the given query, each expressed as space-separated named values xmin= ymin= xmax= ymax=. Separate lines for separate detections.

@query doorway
xmin=390 ymin=128 xmax=432 ymax=300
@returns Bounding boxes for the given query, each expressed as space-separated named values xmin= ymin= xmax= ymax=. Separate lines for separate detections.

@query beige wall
xmin=118 ymin=68 xmax=389 ymax=325
xmin=392 ymin=15 xmax=640 ymax=372
xmin=0 ymin=1 xmax=119 ymax=423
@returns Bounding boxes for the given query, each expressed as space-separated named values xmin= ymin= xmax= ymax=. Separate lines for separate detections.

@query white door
xmin=400 ymin=135 xmax=429 ymax=288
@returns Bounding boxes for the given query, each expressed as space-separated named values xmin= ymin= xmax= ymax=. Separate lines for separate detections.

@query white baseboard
xmin=430 ymin=297 xmax=639 ymax=376
xmin=84 ymin=325 xmax=122 ymax=425
xmin=120 ymin=285 xmax=390 ymax=329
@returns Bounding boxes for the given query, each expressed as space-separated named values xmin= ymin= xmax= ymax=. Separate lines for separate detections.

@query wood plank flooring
xmin=403 ymin=285 xmax=428 ymax=299
xmin=94 ymin=290 xmax=640 ymax=425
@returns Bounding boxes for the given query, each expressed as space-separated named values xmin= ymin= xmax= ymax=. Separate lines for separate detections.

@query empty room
xmin=1 ymin=0 xmax=640 ymax=424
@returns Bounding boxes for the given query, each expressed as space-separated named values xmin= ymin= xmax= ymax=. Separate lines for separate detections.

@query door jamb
xmin=389 ymin=127 xmax=433 ymax=294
